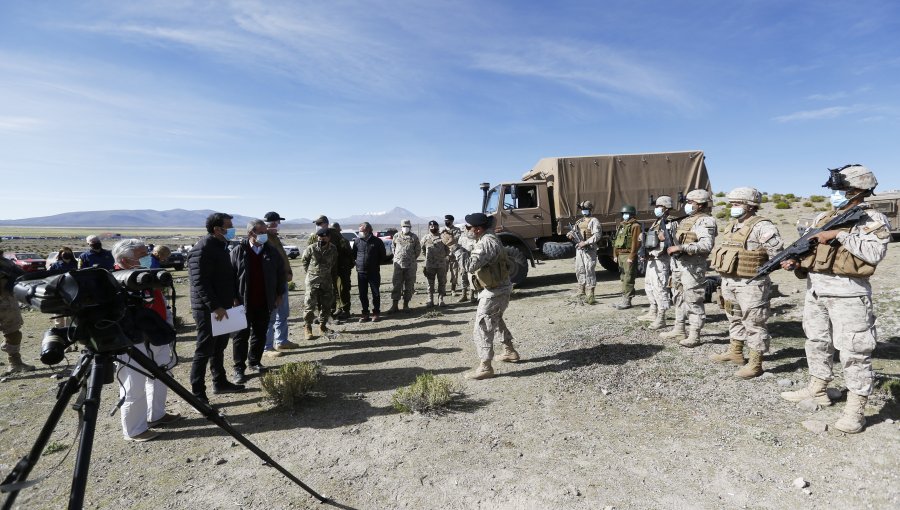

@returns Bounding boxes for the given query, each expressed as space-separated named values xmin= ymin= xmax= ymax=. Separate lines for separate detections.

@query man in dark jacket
xmin=188 ymin=212 xmax=244 ymax=404
xmin=353 ymin=222 xmax=387 ymax=322
xmin=230 ymin=220 xmax=286 ymax=383
xmin=78 ymin=235 xmax=115 ymax=270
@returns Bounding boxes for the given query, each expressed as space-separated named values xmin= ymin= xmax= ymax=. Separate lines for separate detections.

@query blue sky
xmin=1 ymin=0 xmax=898 ymax=222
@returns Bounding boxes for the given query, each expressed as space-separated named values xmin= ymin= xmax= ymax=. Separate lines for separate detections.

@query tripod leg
xmin=1 ymin=353 xmax=92 ymax=510
xmin=125 ymin=346 xmax=328 ymax=503
xmin=67 ymin=353 xmax=111 ymax=510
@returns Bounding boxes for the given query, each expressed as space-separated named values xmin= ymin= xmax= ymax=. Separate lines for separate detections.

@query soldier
xmin=464 ymin=213 xmax=519 ymax=380
xmin=660 ymin=189 xmax=717 ymax=347
xmin=301 ymin=227 xmax=337 ymax=340
xmin=386 ymin=219 xmax=421 ymax=313
xmin=566 ymin=200 xmax=601 ymax=304
xmin=708 ymin=187 xmax=784 ymax=378
xmin=455 ymin=225 xmax=477 ymax=303
xmin=0 ymin=250 xmax=35 ymax=375
xmin=422 ymin=220 xmax=450 ymax=307
xmin=306 ymin=216 xmax=352 ymax=321
xmin=639 ymin=196 xmax=677 ymax=329
xmin=330 ymin=221 xmax=354 ymax=320
xmin=441 ymin=215 xmax=462 ymax=296
xmin=612 ymin=205 xmax=642 ymax=309
xmin=780 ymin=165 xmax=889 ymax=434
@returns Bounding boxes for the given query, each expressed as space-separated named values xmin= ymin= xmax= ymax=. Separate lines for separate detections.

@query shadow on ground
xmin=506 ymin=342 xmax=664 ymax=378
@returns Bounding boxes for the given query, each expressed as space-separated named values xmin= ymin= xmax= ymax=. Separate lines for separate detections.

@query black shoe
xmin=232 ymin=369 xmax=248 ymax=384
xmin=193 ymin=393 xmax=211 ymax=407
xmin=212 ymin=381 xmax=246 ymax=394
xmin=248 ymin=364 xmax=266 ymax=374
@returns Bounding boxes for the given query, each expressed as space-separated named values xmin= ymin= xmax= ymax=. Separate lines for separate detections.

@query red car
xmin=4 ymin=252 xmax=47 ymax=273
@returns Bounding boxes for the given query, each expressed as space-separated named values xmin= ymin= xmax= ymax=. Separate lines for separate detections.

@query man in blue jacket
xmin=353 ymin=222 xmax=387 ymax=322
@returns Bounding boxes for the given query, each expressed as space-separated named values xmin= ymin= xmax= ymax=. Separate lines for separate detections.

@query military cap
xmin=428 ymin=220 xmax=439 ymax=227
xmin=264 ymin=211 xmax=285 ymax=222
xmin=464 ymin=212 xmax=490 ymax=227
xmin=401 ymin=219 xmax=412 ymax=227
xmin=444 ymin=214 xmax=454 ymax=221
xmin=315 ymin=227 xmax=330 ymax=236
xmin=313 ymin=215 xmax=329 ymax=225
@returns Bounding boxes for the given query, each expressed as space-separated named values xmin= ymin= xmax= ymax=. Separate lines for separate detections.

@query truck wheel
xmin=504 ymin=245 xmax=529 ymax=286
xmin=599 ymin=255 xmax=618 ymax=273
xmin=541 ymin=241 xmax=575 ymax=259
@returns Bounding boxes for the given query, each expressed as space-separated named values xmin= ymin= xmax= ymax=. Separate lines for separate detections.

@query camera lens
xmin=39 ymin=328 xmax=70 ymax=365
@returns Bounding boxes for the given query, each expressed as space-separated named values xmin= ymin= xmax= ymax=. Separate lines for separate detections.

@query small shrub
xmin=760 ymin=195 xmax=769 ymax=203
xmin=261 ymin=361 xmax=324 ymax=410
xmin=784 ymin=193 xmax=797 ymax=200
xmin=715 ymin=191 xmax=725 ymax=197
xmin=391 ymin=373 xmax=462 ymax=413
xmin=44 ymin=441 xmax=69 ymax=455
xmin=287 ymin=281 xmax=297 ymax=291
xmin=810 ymin=195 xmax=825 ymax=203
xmin=775 ymin=202 xmax=791 ymax=209
xmin=715 ymin=201 xmax=727 ymax=206
xmin=802 ymin=201 xmax=813 ymax=208
xmin=715 ymin=211 xmax=728 ymax=219
xmin=771 ymin=193 xmax=783 ymax=202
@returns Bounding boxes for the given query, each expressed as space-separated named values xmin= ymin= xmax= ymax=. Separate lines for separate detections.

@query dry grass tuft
xmin=260 ymin=361 xmax=325 ymax=410
xmin=391 ymin=373 xmax=463 ymax=413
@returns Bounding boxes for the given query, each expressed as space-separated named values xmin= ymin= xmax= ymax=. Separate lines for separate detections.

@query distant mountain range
xmin=0 ymin=207 xmax=436 ymax=228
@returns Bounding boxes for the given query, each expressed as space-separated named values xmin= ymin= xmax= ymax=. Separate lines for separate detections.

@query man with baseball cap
xmin=262 ymin=212 xmax=300 ymax=355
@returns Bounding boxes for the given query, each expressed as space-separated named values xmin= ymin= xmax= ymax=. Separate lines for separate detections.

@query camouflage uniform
xmin=571 ymin=216 xmax=601 ymax=288
xmin=799 ymin=206 xmax=889 ymax=396
xmin=390 ymin=230 xmax=421 ymax=304
xmin=613 ymin=217 xmax=642 ymax=303
xmin=0 ymin=257 xmax=31 ymax=374
xmin=307 ymin=228 xmax=352 ymax=316
xmin=665 ymin=212 xmax=717 ymax=343
xmin=422 ymin=232 xmax=449 ymax=301
xmin=441 ymin=225 xmax=462 ymax=293
xmin=469 ymin=233 xmax=515 ymax=361
xmin=643 ymin=217 xmax=675 ymax=312
xmin=455 ymin=231 xmax=475 ymax=298
xmin=301 ymin=242 xmax=337 ymax=326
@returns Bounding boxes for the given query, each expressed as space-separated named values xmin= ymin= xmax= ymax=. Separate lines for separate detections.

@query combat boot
xmin=386 ymin=300 xmax=399 ymax=314
xmin=304 ymin=324 xmax=315 ymax=340
xmin=834 ymin=393 xmax=868 ymax=434
xmin=493 ymin=343 xmax=520 ymax=363
xmin=470 ymin=292 xmax=477 ymax=303
xmin=637 ymin=305 xmax=658 ymax=322
xmin=574 ymin=284 xmax=585 ymax=297
xmin=679 ymin=328 xmax=702 ymax=348
xmin=457 ymin=289 xmax=469 ymax=303
xmin=319 ymin=322 xmax=330 ymax=334
xmin=586 ymin=287 xmax=596 ymax=305
xmin=659 ymin=323 xmax=686 ymax=341
xmin=710 ymin=339 xmax=745 ymax=365
xmin=4 ymin=353 xmax=36 ymax=374
xmin=465 ymin=361 xmax=495 ymax=380
xmin=734 ymin=349 xmax=764 ymax=379
xmin=403 ymin=299 xmax=410 ymax=311
xmin=612 ymin=296 xmax=632 ymax=310
xmin=781 ymin=376 xmax=832 ymax=406
xmin=438 ymin=296 xmax=446 ymax=306
xmin=427 ymin=292 xmax=435 ymax=308
xmin=648 ymin=310 xmax=667 ymax=330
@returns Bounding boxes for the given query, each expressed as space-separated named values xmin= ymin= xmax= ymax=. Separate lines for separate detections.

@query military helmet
xmin=686 ymin=189 xmax=712 ymax=203
xmin=824 ymin=164 xmax=878 ymax=191
xmin=400 ymin=219 xmax=412 ymax=228
xmin=579 ymin=200 xmax=594 ymax=210
xmin=655 ymin=195 xmax=674 ymax=208
xmin=620 ymin=205 xmax=637 ymax=215
xmin=726 ymin=187 xmax=762 ymax=206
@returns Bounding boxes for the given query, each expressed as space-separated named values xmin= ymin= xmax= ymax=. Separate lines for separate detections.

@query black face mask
xmin=444 ymin=221 xmax=453 ymax=228
xmin=62 ymin=254 xmax=73 ymax=261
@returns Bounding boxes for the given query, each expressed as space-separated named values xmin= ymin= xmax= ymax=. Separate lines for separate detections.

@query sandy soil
xmin=1 ymin=203 xmax=898 ymax=509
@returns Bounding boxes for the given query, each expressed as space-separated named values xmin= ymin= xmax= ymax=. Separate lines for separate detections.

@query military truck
xmin=479 ymin=151 xmax=712 ymax=285
xmin=866 ymin=190 xmax=900 ymax=241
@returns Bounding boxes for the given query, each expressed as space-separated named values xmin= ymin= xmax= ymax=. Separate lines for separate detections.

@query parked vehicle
xmin=4 ymin=252 xmax=46 ymax=273
xmin=45 ymin=250 xmax=84 ymax=269
xmin=374 ymin=230 xmax=395 ymax=262
xmin=283 ymin=245 xmax=300 ymax=259
xmin=160 ymin=251 xmax=185 ymax=271
xmin=479 ymin=151 xmax=712 ymax=285
xmin=866 ymin=190 xmax=900 ymax=241
xmin=341 ymin=231 xmax=359 ymax=251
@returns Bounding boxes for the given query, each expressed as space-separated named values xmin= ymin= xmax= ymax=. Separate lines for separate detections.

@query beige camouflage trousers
xmin=390 ymin=263 xmax=417 ymax=302
xmin=457 ymin=252 xmax=471 ymax=291
xmin=424 ymin=266 xmax=448 ymax=297
xmin=448 ymin=255 xmax=459 ymax=292
xmin=644 ymin=257 xmax=671 ymax=310
xmin=473 ymin=291 xmax=514 ymax=361
xmin=575 ymin=248 xmax=598 ymax=287
xmin=671 ymin=260 xmax=706 ymax=331
xmin=802 ymin=292 xmax=876 ymax=396
xmin=0 ymin=293 xmax=24 ymax=335
xmin=303 ymin=282 xmax=334 ymax=325
xmin=721 ymin=277 xmax=770 ymax=352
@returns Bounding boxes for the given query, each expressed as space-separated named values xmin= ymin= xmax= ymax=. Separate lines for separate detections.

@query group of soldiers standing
xmin=567 ymin=164 xmax=890 ymax=434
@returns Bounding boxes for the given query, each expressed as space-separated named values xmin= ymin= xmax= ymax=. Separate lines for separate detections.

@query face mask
xmin=255 ymin=233 xmax=268 ymax=244
xmin=622 ymin=214 xmax=631 ymax=221
xmin=685 ymin=204 xmax=695 ymax=215
xmin=830 ymin=190 xmax=849 ymax=208
xmin=359 ymin=231 xmax=369 ymax=238
xmin=317 ymin=240 xmax=326 ymax=248
xmin=730 ymin=206 xmax=745 ymax=218
xmin=223 ymin=227 xmax=236 ymax=241
xmin=139 ymin=255 xmax=153 ymax=268
xmin=654 ymin=207 xmax=664 ymax=218
xmin=90 ymin=243 xmax=102 ymax=251
xmin=581 ymin=209 xmax=591 ymax=216
xmin=445 ymin=221 xmax=453 ymax=228
xmin=401 ymin=227 xmax=411 ymax=234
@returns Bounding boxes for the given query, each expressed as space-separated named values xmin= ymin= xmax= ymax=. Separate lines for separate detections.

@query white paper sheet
xmin=210 ymin=305 xmax=247 ymax=336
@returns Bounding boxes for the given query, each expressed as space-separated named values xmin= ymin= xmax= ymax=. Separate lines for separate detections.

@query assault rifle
xmin=567 ymin=222 xmax=583 ymax=245
xmin=748 ymin=204 xmax=867 ymax=282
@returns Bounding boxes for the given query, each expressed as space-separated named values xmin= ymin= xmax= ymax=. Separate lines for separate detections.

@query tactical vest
xmin=475 ymin=243 xmax=510 ymax=289
xmin=576 ymin=217 xmax=593 ymax=242
xmin=710 ymin=216 xmax=769 ymax=278
xmin=676 ymin=213 xmax=710 ymax=244
xmin=613 ymin=219 xmax=638 ymax=251
xmin=798 ymin=210 xmax=876 ymax=278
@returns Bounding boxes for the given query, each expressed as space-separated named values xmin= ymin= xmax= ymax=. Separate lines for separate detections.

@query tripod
xmin=1 ymin=345 xmax=328 ymax=509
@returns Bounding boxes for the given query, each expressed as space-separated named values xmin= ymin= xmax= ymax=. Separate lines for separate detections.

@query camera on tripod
xmin=13 ymin=267 xmax=174 ymax=363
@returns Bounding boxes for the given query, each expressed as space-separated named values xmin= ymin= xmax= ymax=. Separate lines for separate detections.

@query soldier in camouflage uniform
xmin=567 ymin=201 xmax=601 ymax=304
xmin=660 ymin=189 xmax=717 ymax=347
xmin=780 ymin=165 xmax=889 ymax=434
xmin=441 ymin=215 xmax=462 ymax=296
xmin=709 ymin=187 xmax=784 ymax=379
xmin=301 ymin=228 xmax=337 ymax=340
xmin=306 ymin=215 xmax=352 ymax=321
xmin=612 ymin=204 xmax=642 ymax=309
xmin=386 ymin=219 xmax=421 ymax=313
xmin=639 ymin=196 xmax=677 ymax=329
xmin=454 ymin=226 xmax=476 ymax=302
xmin=464 ymin=213 xmax=519 ymax=380
xmin=0 ymin=251 xmax=35 ymax=375
xmin=422 ymin=220 xmax=449 ymax=307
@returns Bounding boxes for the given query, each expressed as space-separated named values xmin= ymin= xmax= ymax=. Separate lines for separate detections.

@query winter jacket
xmin=353 ymin=234 xmax=386 ymax=274
xmin=230 ymin=240 xmax=286 ymax=312
xmin=188 ymin=234 xmax=236 ymax=312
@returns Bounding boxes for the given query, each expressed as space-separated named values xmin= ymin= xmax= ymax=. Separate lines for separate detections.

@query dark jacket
xmin=78 ymin=249 xmax=115 ymax=270
xmin=230 ymin=240 xmax=286 ymax=312
xmin=353 ymin=234 xmax=387 ymax=274
xmin=188 ymin=234 xmax=237 ymax=312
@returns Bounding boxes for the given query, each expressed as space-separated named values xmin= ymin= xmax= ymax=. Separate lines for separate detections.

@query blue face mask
xmin=685 ymin=203 xmax=695 ymax=215
xmin=581 ymin=209 xmax=591 ymax=216
xmin=830 ymin=190 xmax=849 ymax=209
xmin=654 ymin=207 xmax=664 ymax=218
xmin=223 ymin=227 xmax=236 ymax=241
xmin=139 ymin=255 xmax=153 ymax=268
xmin=255 ymin=233 xmax=268 ymax=244
xmin=730 ymin=206 xmax=745 ymax=218
xmin=622 ymin=214 xmax=631 ymax=221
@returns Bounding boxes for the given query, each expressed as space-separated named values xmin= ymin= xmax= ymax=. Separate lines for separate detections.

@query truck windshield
xmin=484 ymin=186 xmax=500 ymax=214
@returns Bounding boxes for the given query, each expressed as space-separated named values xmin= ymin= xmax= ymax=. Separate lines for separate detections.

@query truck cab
xmin=483 ymin=181 xmax=553 ymax=250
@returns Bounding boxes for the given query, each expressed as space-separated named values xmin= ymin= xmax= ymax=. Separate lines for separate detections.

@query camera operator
xmin=111 ymin=239 xmax=181 ymax=441
xmin=1 ymin=249 xmax=36 ymax=375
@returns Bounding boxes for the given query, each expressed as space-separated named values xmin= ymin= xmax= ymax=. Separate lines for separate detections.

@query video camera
xmin=13 ymin=267 xmax=174 ymax=363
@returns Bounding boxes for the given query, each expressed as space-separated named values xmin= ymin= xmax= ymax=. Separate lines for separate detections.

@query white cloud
xmin=773 ymin=105 xmax=864 ymax=122
xmin=807 ymin=92 xmax=848 ymax=101
xmin=0 ymin=116 xmax=43 ymax=132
